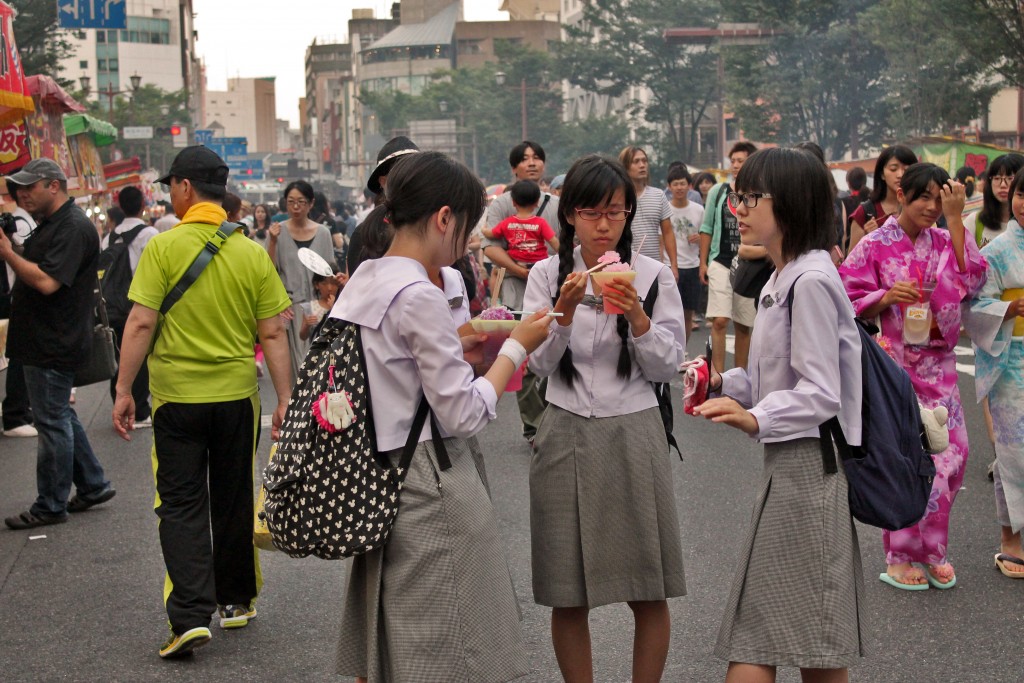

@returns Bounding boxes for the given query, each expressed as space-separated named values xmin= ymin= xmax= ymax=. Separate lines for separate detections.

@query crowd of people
xmin=0 ymin=132 xmax=1022 ymax=683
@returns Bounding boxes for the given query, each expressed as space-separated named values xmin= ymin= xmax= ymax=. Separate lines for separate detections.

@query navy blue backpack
xmin=788 ymin=274 xmax=935 ymax=531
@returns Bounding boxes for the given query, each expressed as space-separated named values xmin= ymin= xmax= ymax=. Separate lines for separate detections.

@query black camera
xmin=0 ymin=212 xmax=16 ymax=237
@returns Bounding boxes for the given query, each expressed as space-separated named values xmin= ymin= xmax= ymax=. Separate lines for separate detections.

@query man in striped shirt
xmin=619 ymin=146 xmax=678 ymax=282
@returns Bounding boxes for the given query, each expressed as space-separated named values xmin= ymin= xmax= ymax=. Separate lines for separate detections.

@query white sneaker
xmin=3 ymin=424 xmax=38 ymax=437
xmin=134 ymin=417 xmax=153 ymax=429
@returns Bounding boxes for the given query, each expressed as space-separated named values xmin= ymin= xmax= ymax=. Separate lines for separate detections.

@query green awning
xmin=63 ymin=113 xmax=117 ymax=146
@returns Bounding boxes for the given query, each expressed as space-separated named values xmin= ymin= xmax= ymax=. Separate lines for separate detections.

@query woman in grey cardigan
xmin=266 ymin=179 xmax=335 ymax=378
xmin=694 ymin=148 xmax=864 ymax=683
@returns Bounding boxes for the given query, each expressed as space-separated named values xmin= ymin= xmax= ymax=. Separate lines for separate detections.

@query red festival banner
xmin=0 ymin=1 xmax=33 ymax=127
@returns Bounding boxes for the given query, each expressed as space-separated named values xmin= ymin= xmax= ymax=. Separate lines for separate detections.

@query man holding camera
xmin=0 ymin=159 xmax=114 ymax=530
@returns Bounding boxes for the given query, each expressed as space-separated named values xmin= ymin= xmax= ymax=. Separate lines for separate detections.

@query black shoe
xmin=67 ymin=487 xmax=116 ymax=513
xmin=5 ymin=510 xmax=69 ymax=530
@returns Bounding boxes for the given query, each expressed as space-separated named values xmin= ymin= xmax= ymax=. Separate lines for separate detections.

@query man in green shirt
xmin=112 ymin=146 xmax=292 ymax=659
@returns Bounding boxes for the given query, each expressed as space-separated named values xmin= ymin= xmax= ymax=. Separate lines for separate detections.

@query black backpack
xmin=788 ymin=273 xmax=935 ymax=530
xmin=97 ymin=224 xmax=147 ymax=328
xmin=262 ymin=317 xmax=449 ymax=560
xmin=641 ymin=278 xmax=682 ymax=460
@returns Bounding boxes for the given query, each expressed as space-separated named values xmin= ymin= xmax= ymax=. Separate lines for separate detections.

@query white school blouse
xmin=720 ymin=250 xmax=863 ymax=444
xmin=330 ymin=257 xmax=497 ymax=451
xmin=524 ymin=250 xmax=686 ymax=418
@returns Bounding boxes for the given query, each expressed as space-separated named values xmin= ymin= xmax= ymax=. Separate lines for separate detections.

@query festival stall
xmin=0 ymin=1 xmax=33 ymax=129
xmin=64 ymin=113 xmax=117 ymax=196
xmin=0 ymin=75 xmax=83 ymax=181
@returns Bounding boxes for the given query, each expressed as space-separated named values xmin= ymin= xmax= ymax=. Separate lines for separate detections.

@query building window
xmin=98 ymin=59 xmax=107 ymax=70
xmin=457 ymin=39 xmax=482 ymax=55
xmin=79 ymin=60 xmax=88 ymax=69
xmin=120 ymin=17 xmax=171 ymax=45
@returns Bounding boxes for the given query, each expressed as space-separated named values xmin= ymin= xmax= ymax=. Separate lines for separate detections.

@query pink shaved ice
xmin=479 ymin=305 xmax=515 ymax=320
xmin=604 ymin=262 xmax=631 ymax=272
xmin=597 ymin=251 xmax=622 ymax=265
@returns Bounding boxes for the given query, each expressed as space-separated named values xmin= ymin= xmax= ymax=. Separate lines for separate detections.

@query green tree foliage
xmin=358 ymin=45 xmax=565 ymax=183
xmin=863 ymin=0 xmax=999 ymax=140
xmin=80 ymin=85 xmax=191 ymax=170
xmin=934 ymin=0 xmax=1024 ymax=90
xmin=722 ymin=0 xmax=891 ymax=159
xmin=558 ymin=0 xmax=721 ymax=164
xmin=9 ymin=0 xmax=75 ymax=88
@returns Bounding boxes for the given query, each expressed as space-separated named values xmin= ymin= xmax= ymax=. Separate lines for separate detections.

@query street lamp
xmin=495 ymin=71 xmax=548 ymax=141
xmin=79 ymin=72 xmax=143 ymax=112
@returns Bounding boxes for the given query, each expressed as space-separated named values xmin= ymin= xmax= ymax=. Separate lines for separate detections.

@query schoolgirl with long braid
xmin=523 ymin=154 xmax=687 ymax=683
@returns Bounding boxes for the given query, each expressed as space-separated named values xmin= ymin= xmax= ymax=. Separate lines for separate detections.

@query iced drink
xmin=903 ymin=282 xmax=936 ymax=346
xmin=591 ymin=270 xmax=637 ymax=315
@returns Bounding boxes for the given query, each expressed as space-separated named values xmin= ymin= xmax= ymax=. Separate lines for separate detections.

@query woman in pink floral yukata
xmin=840 ymin=162 xmax=987 ymax=591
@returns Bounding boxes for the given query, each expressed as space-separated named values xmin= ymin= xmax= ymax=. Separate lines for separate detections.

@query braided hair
xmin=554 ymin=154 xmax=637 ymax=387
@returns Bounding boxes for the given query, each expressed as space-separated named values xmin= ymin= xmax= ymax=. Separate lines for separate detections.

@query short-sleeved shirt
xmin=666 ymin=201 xmax=704 ymax=269
xmin=7 ymin=199 xmax=99 ymax=370
xmin=129 ymin=212 xmax=291 ymax=403
xmin=489 ymin=215 xmax=555 ymax=263
xmin=715 ymin=184 xmax=740 ymax=266
xmin=632 ymin=186 xmax=673 ymax=261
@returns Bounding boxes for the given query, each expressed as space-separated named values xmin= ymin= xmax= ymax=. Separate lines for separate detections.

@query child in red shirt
xmin=483 ymin=180 xmax=559 ymax=266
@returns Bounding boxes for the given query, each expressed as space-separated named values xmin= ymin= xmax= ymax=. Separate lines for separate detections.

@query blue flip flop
xmin=879 ymin=571 xmax=929 ymax=591
xmin=925 ymin=566 xmax=957 ymax=589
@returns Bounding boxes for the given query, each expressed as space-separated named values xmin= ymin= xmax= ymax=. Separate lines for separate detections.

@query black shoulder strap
xmin=109 ymin=223 xmax=147 ymax=249
xmin=160 ymin=221 xmax=239 ymax=315
xmin=785 ymin=271 xmax=848 ymax=474
xmin=399 ymin=396 xmax=451 ymax=475
xmin=642 ymin=277 xmax=683 ymax=460
xmin=535 ymin=193 xmax=551 ymax=218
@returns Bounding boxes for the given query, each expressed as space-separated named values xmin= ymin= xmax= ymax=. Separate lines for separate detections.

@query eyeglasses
xmin=990 ymin=175 xmax=1014 ymax=186
xmin=286 ymin=198 xmax=309 ymax=206
xmin=575 ymin=208 xmax=632 ymax=222
xmin=727 ymin=192 xmax=773 ymax=209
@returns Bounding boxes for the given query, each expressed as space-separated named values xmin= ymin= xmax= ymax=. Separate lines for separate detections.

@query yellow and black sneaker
xmin=218 ymin=603 xmax=257 ymax=629
xmin=159 ymin=626 xmax=211 ymax=658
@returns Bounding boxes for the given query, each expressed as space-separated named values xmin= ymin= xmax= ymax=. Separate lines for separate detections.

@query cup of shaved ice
xmin=591 ymin=264 xmax=636 ymax=315
xmin=470 ymin=305 xmax=519 ymax=373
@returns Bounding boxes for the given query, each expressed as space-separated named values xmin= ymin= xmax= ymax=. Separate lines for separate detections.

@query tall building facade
xmin=60 ymin=0 xmax=202 ymax=127
xmin=204 ymin=77 xmax=278 ymax=154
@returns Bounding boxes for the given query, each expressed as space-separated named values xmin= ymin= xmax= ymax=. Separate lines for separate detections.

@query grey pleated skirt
xmin=335 ymin=437 xmax=528 ymax=683
xmin=529 ymin=404 xmax=686 ymax=608
xmin=715 ymin=437 xmax=864 ymax=669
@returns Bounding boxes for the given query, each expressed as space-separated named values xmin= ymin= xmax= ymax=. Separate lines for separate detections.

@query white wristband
xmin=497 ymin=338 xmax=528 ymax=369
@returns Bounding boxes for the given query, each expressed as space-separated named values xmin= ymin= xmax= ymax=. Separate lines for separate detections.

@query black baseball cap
xmin=158 ymin=145 xmax=229 ymax=186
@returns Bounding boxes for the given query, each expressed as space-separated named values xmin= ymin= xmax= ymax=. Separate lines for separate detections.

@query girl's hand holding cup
xmin=268 ymin=222 xmax=281 ymax=240
xmin=510 ymin=308 xmax=553 ymax=353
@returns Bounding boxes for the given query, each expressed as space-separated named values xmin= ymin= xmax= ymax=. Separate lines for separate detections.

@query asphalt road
xmin=0 ymin=332 xmax=1017 ymax=682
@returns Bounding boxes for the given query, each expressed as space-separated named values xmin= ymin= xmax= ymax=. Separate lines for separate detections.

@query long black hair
xmin=555 ymin=154 xmax=637 ymax=386
xmin=869 ymin=145 xmax=917 ymax=204
xmin=978 ymin=154 xmax=1024 ymax=231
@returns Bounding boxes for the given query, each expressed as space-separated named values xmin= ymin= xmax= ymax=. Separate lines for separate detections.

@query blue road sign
xmin=57 ymin=0 xmax=128 ymax=30
xmin=229 ymin=158 xmax=265 ymax=181
xmin=195 ymin=129 xmax=214 ymax=145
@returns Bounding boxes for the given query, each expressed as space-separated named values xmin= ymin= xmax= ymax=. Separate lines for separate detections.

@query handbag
xmin=73 ymin=290 xmax=118 ymax=387
xmin=730 ymin=255 xmax=774 ymax=298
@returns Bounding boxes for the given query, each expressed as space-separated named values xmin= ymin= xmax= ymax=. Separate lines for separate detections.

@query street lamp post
xmin=79 ymin=73 xmax=142 ymax=113
xmin=494 ymin=71 xmax=530 ymax=140
xmin=439 ymin=100 xmax=478 ymax=174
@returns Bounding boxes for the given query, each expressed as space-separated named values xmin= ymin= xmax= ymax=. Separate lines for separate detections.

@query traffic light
xmin=276 ymin=177 xmax=284 ymax=184
xmin=170 ymin=125 xmax=181 ymax=136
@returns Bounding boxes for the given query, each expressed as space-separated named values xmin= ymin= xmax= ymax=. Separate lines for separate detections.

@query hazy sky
xmin=193 ymin=2 xmax=508 ymax=127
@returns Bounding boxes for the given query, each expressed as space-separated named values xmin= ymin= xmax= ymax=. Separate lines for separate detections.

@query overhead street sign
xmin=122 ymin=126 xmax=153 ymax=140
xmin=57 ymin=0 xmax=128 ymax=30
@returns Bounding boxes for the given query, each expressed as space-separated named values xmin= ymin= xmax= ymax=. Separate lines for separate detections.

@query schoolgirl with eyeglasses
xmin=523 ymin=154 xmax=687 ymax=683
